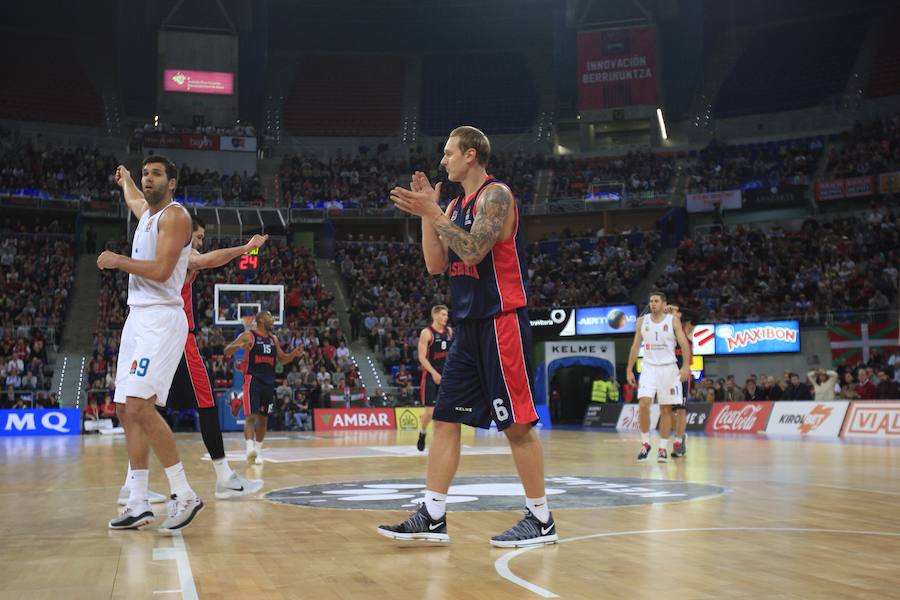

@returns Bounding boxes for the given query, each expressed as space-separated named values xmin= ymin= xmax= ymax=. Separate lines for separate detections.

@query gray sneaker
xmin=109 ymin=502 xmax=155 ymax=530
xmin=215 ymin=473 xmax=264 ymax=500
xmin=118 ymin=486 xmax=168 ymax=506
xmin=158 ymin=494 xmax=204 ymax=533
xmin=490 ymin=509 xmax=558 ymax=548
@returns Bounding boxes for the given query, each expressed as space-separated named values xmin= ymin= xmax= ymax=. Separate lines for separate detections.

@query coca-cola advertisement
xmin=706 ymin=401 xmax=773 ymax=434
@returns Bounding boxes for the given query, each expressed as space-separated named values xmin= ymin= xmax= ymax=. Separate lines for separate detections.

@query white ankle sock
xmin=419 ymin=429 xmax=426 ymax=435
xmin=255 ymin=441 xmax=263 ymax=452
xmin=124 ymin=463 xmax=133 ymax=488
xmin=127 ymin=468 xmax=149 ymax=507
xmin=246 ymin=439 xmax=254 ymax=453
xmin=212 ymin=458 xmax=234 ymax=483
xmin=526 ymin=496 xmax=550 ymax=523
xmin=164 ymin=462 xmax=194 ymax=499
xmin=660 ymin=439 xmax=669 ymax=452
xmin=424 ymin=490 xmax=446 ymax=520
xmin=640 ymin=432 xmax=650 ymax=445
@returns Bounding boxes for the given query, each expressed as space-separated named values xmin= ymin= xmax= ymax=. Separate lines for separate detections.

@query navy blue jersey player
xmin=380 ymin=126 xmax=556 ymax=548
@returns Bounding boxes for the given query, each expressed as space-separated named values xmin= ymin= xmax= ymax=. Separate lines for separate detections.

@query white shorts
xmin=114 ymin=305 xmax=189 ymax=407
xmin=637 ymin=363 xmax=683 ymax=405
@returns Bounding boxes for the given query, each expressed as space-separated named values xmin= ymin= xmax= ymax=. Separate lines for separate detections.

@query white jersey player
xmin=98 ymin=155 xmax=203 ymax=532
xmin=626 ymin=291 xmax=692 ymax=463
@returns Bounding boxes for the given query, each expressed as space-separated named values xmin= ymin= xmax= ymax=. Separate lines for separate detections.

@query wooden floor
xmin=2 ymin=428 xmax=899 ymax=600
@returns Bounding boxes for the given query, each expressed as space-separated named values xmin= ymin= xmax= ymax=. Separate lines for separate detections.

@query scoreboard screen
xmin=239 ymin=248 xmax=259 ymax=272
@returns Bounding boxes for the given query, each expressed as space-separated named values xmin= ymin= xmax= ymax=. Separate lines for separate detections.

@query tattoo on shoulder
xmin=432 ymin=185 xmax=511 ymax=264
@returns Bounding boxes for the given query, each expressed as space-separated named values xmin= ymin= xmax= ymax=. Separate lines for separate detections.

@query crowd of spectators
xmin=176 ymin=165 xmax=262 ymax=205
xmin=91 ymin=238 xmax=359 ymax=427
xmin=337 ymin=237 xmax=446 ymax=401
xmin=684 ymin=137 xmax=824 ymax=194
xmin=548 ymin=151 xmax=676 ymax=200
xmin=527 ymin=228 xmax=660 ymax=309
xmin=0 ymin=130 xmax=118 ymax=202
xmin=279 ymin=150 xmax=546 ymax=211
xmin=654 ymin=206 xmax=899 ymax=323
xmin=0 ymin=223 xmax=75 ymax=407
xmin=825 ymin=113 xmax=900 ymax=179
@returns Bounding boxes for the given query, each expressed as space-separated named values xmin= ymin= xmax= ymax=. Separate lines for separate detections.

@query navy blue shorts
xmin=433 ymin=308 xmax=539 ymax=431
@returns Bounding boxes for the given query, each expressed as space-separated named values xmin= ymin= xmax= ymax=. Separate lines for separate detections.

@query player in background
xmin=416 ymin=305 xmax=454 ymax=451
xmin=224 ymin=310 xmax=301 ymax=464
xmin=626 ymin=291 xmax=692 ymax=463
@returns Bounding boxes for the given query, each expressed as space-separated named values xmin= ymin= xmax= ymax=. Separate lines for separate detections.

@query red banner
xmin=706 ymin=401 xmax=773 ymax=434
xmin=577 ymin=26 xmax=658 ymax=111
xmin=313 ymin=408 xmax=396 ymax=431
xmin=814 ymin=176 xmax=875 ymax=201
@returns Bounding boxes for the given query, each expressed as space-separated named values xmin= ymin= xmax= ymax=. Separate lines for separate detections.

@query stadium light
xmin=656 ymin=108 xmax=668 ymax=140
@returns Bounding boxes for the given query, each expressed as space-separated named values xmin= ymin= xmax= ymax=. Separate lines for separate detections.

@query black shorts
xmin=168 ymin=334 xmax=216 ymax=411
xmin=420 ymin=374 xmax=439 ymax=407
xmin=242 ymin=376 xmax=274 ymax=416
xmin=433 ymin=308 xmax=538 ymax=431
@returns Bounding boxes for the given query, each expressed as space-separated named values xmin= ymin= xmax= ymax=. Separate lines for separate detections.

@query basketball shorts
xmin=420 ymin=373 xmax=439 ymax=407
xmin=433 ymin=308 xmax=538 ymax=431
xmin=114 ymin=306 xmax=189 ymax=407
xmin=637 ymin=363 xmax=683 ymax=406
xmin=672 ymin=380 xmax=691 ymax=410
xmin=243 ymin=376 xmax=274 ymax=416
xmin=168 ymin=333 xmax=216 ymax=410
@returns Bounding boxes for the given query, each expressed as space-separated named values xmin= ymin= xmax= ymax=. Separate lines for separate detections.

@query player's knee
xmin=503 ymin=423 xmax=534 ymax=445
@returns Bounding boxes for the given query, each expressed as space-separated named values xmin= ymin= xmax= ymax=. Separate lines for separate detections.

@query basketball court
xmin=3 ymin=428 xmax=899 ymax=599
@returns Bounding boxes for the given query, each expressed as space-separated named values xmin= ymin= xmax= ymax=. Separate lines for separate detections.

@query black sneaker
xmin=671 ymin=441 xmax=685 ymax=458
xmin=416 ymin=432 xmax=426 ymax=452
xmin=490 ymin=509 xmax=558 ymax=548
xmin=377 ymin=504 xmax=448 ymax=542
xmin=109 ymin=502 xmax=155 ymax=530
xmin=637 ymin=443 xmax=652 ymax=462
xmin=657 ymin=448 xmax=668 ymax=463
xmin=681 ymin=436 xmax=687 ymax=456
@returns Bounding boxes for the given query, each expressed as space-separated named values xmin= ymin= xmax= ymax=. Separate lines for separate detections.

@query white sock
xmin=660 ymin=438 xmax=669 ymax=452
xmin=526 ymin=496 xmax=550 ymax=524
xmin=424 ymin=490 xmax=447 ymax=520
xmin=246 ymin=439 xmax=254 ymax=453
xmin=212 ymin=458 xmax=234 ymax=483
xmin=164 ymin=462 xmax=194 ymax=499
xmin=123 ymin=463 xmax=133 ymax=488
xmin=640 ymin=432 xmax=650 ymax=445
xmin=255 ymin=441 xmax=263 ymax=452
xmin=127 ymin=468 xmax=149 ymax=507
xmin=419 ymin=429 xmax=426 ymax=435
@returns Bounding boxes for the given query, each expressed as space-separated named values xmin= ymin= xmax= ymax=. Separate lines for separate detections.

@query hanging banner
xmin=577 ymin=26 xmax=658 ymax=111
xmin=685 ymin=189 xmax=742 ymax=213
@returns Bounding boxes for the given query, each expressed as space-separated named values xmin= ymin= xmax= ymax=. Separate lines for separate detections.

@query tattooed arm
xmin=429 ymin=185 xmax=512 ymax=267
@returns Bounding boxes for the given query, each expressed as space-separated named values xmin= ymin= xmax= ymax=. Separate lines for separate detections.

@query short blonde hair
xmin=449 ymin=126 xmax=491 ymax=166
xmin=431 ymin=305 xmax=449 ymax=316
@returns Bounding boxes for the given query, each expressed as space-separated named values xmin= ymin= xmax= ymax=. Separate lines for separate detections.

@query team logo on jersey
xmin=145 ymin=217 xmax=155 ymax=232
xmin=663 ymin=324 xmax=669 ymax=332
xmin=671 ymin=388 xmax=676 ymax=395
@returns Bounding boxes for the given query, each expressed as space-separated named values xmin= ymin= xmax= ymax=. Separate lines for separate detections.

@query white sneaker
xmin=109 ymin=502 xmax=155 ymax=530
xmin=246 ymin=447 xmax=258 ymax=464
xmin=215 ymin=473 xmax=264 ymax=500
xmin=254 ymin=450 xmax=264 ymax=465
xmin=158 ymin=493 xmax=204 ymax=533
xmin=118 ymin=486 xmax=168 ymax=506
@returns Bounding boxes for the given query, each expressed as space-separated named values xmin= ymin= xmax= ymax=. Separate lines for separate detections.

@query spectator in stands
xmin=840 ymin=371 xmax=859 ymax=399
xmin=20 ymin=369 xmax=37 ymax=390
xmin=854 ymin=367 xmax=876 ymax=400
xmin=100 ymin=394 xmax=118 ymax=426
xmin=723 ymin=377 xmax=743 ymax=403
xmin=808 ymin=369 xmax=839 ymax=401
xmin=875 ymin=368 xmax=900 ymax=399
xmin=84 ymin=398 xmax=100 ymax=423
xmin=744 ymin=379 xmax=763 ymax=401
xmin=784 ymin=373 xmax=812 ymax=400
xmin=395 ymin=364 xmax=412 ymax=402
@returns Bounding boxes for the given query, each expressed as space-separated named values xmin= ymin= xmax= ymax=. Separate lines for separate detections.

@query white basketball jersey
xmin=641 ymin=313 xmax=677 ymax=365
xmin=128 ymin=202 xmax=191 ymax=308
